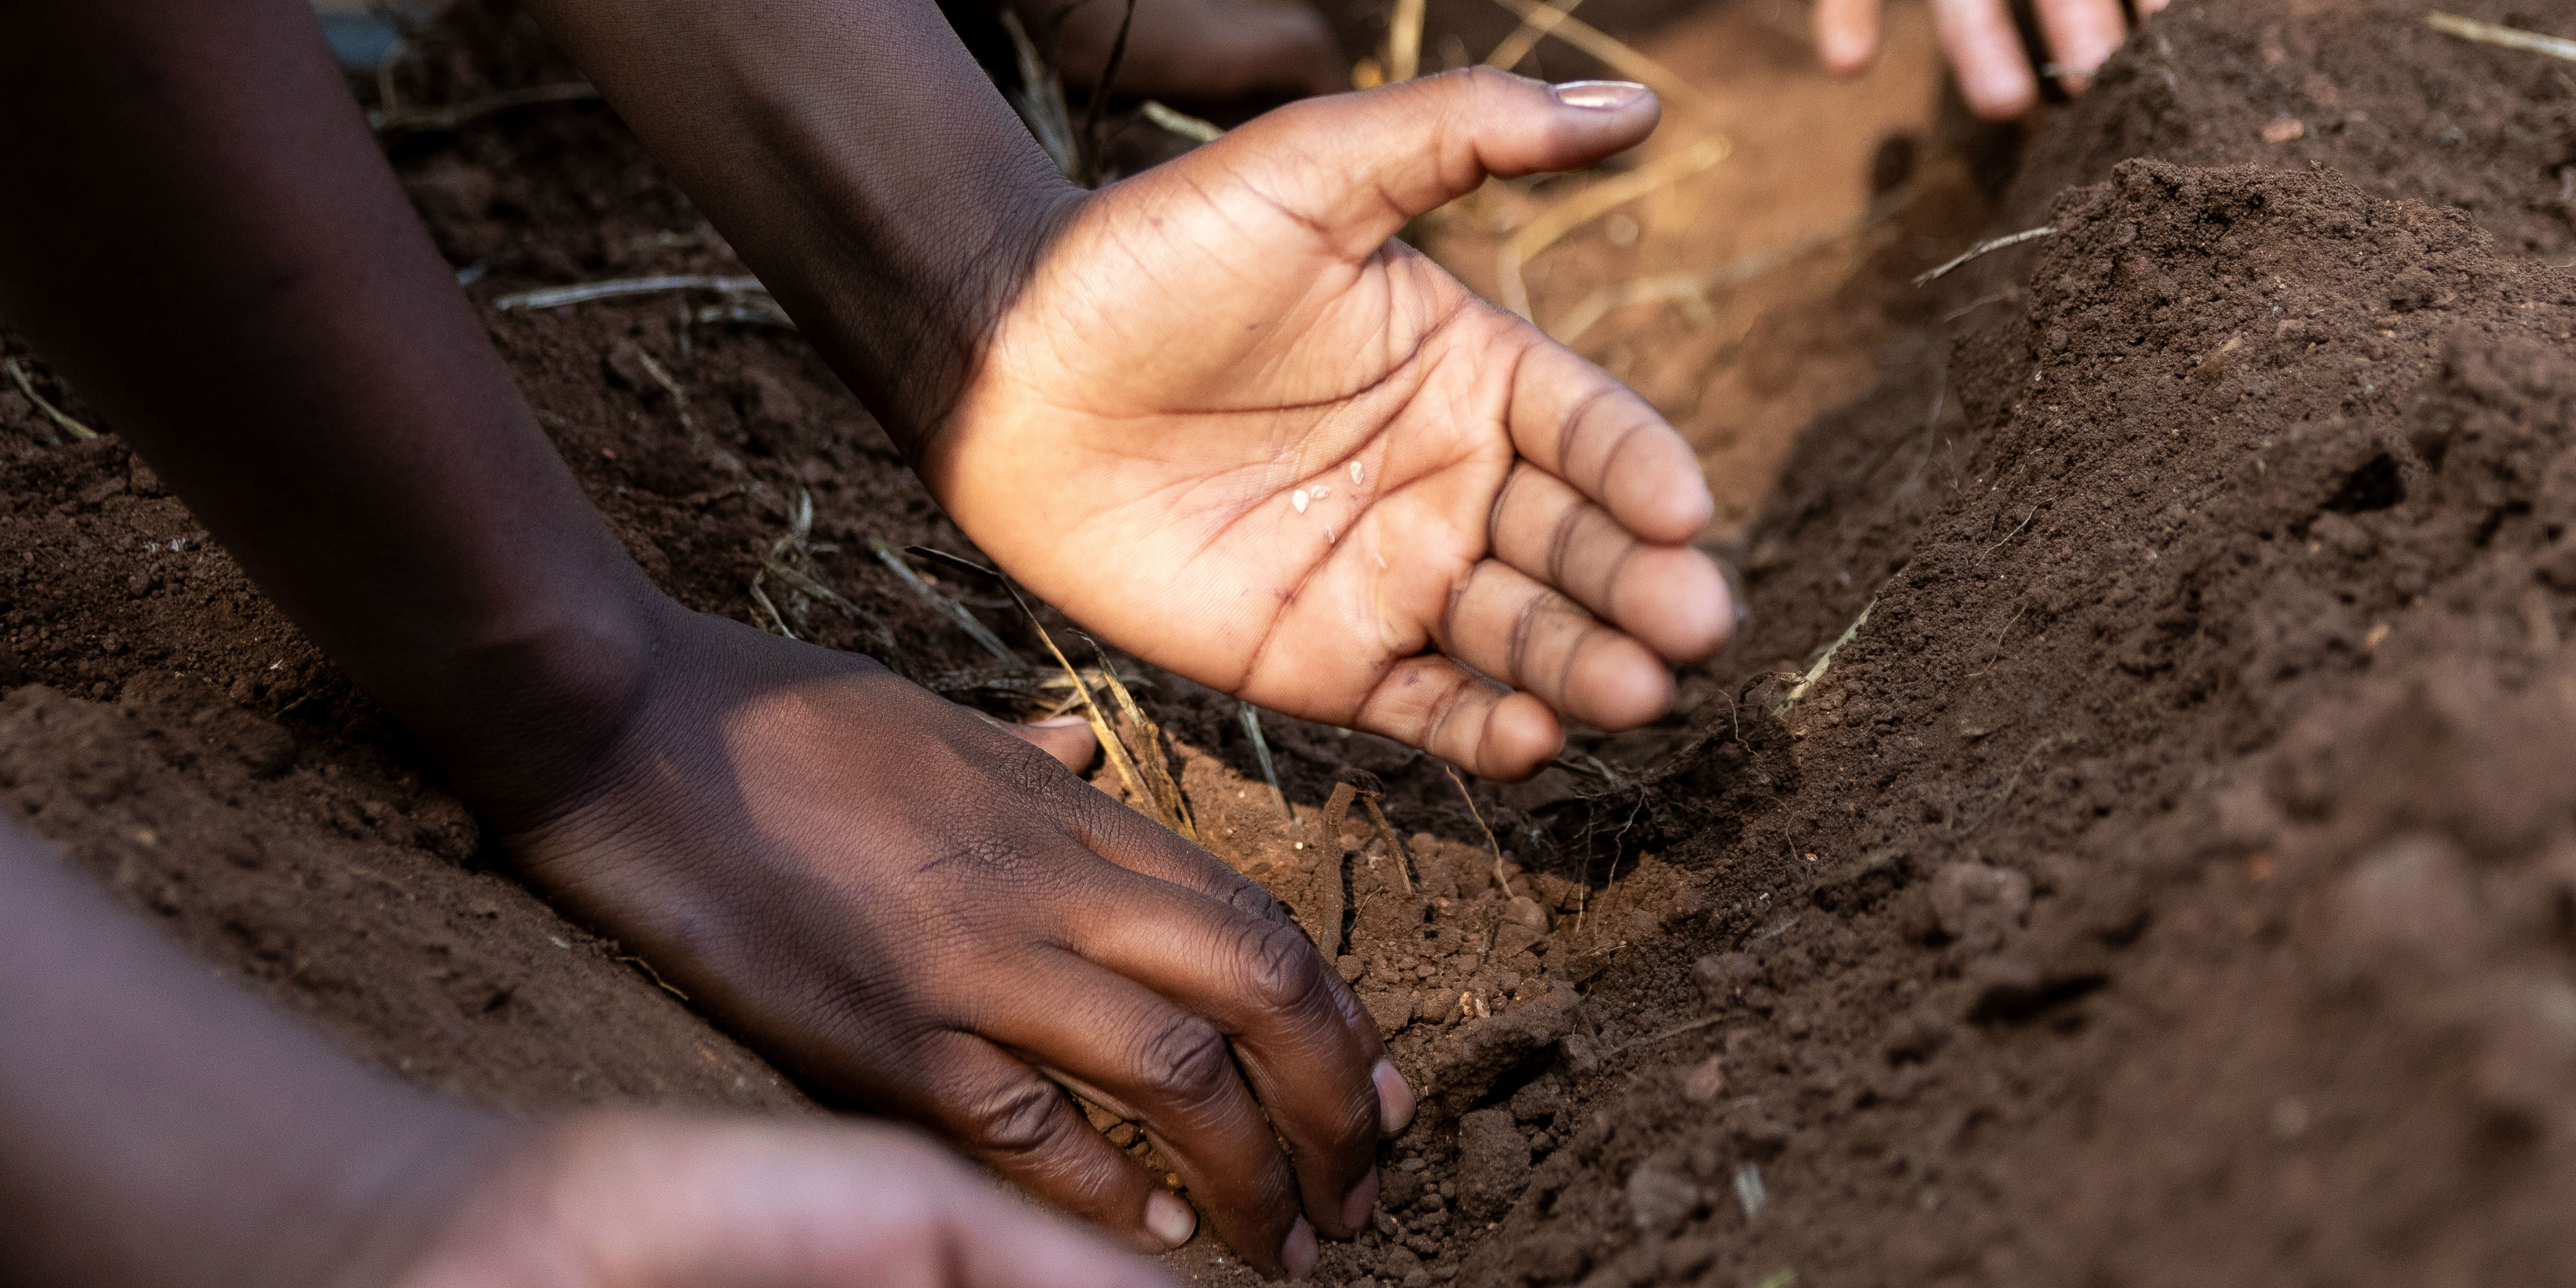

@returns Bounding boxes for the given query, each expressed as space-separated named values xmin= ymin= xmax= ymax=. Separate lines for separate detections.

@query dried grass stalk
xmin=1484 ymin=0 xmax=1727 ymax=123
xmin=2426 ymin=11 xmax=2576 ymax=61
xmin=1497 ymin=137 xmax=1730 ymax=317
xmin=1387 ymin=0 xmax=1428 ymax=81
xmin=492 ymin=275 xmax=766 ymax=312
xmin=1090 ymin=640 xmax=1197 ymax=841
xmin=1483 ymin=0 xmax=1589 ymax=71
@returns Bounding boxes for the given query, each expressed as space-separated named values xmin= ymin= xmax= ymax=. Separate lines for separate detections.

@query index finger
xmin=1063 ymin=799 xmax=1402 ymax=1233
xmin=1070 ymin=792 xmax=1401 ymax=1097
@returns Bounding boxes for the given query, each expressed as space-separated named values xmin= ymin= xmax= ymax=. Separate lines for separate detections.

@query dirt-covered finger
xmin=981 ymin=954 xmax=1310 ymax=1270
xmin=1501 ymin=338 xmax=1712 ymax=544
xmin=1066 ymin=800 xmax=1399 ymax=1084
xmin=1435 ymin=560 xmax=1674 ymax=732
xmin=1065 ymin=879 xmax=1387 ymax=1241
xmin=1059 ymin=787 xmax=1300 ymax=928
xmin=1349 ymin=654 xmax=1564 ymax=780
xmin=907 ymin=1032 xmax=1183 ymax=1255
xmin=1489 ymin=463 xmax=1732 ymax=661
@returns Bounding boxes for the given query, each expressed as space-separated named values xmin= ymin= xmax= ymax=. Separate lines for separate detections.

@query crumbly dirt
xmin=6 ymin=0 xmax=2576 ymax=1285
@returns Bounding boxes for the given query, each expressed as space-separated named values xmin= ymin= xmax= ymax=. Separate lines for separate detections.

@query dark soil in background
xmin=5 ymin=0 xmax=2576 ymax=1285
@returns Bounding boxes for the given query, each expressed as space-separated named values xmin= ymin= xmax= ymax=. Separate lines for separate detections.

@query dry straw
xmin=1484 ymin=0 xmax=1726 ymax=124
xmin=2425 ymin=11 xmax=2576 ymax=61
xmin=1483 ymin=0 xmax=1589 ymax=72
xmin=1496 ymin=137 xmax=1730 ymax=318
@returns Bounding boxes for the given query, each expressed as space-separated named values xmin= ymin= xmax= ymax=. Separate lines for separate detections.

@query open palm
xmin=930 ymin=70 xmax=1732 ymax=780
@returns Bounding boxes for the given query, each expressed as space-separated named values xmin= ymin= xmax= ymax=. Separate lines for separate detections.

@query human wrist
xmin=523 ymin=0 xmax=1081 ymax=454
xmin=383 ymin=574 xmax=682 ymax=836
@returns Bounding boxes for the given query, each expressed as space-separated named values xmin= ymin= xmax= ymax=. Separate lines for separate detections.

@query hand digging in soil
xmin=0 ymin=0 xmax=1724 ymax=1276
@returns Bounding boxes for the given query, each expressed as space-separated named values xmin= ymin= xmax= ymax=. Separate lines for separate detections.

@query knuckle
xmin=1134 ymin=1012 xmax=1235 ymax=1103
xmin=956 ymin=1076 xmax=1070 ymax=1157
xmin=1234 ymin=916 xmax=1328 ymax=1012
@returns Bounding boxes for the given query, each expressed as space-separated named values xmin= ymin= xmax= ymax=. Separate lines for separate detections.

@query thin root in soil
xmin=5 ymin=358 xmax=97 ymax=444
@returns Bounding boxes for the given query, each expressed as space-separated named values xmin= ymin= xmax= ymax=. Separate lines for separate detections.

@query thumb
xmin=1206 ymin=66 xmax=1661 ymax=260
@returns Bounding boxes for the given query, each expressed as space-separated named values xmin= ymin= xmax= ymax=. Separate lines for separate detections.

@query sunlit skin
xmin=1814 ymin=0 xmax=2175 ymax=118
xmin=938 ymin=71 xmax=1736 ymax=782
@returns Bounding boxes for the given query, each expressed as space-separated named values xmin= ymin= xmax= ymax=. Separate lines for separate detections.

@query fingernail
xmin=1144 ymin=1191 xmax=1197 ymax=1248
xmin=1281 ymin=1217 xmax=1318 ymax=1279
xmin=1372 ymin=1059 xmax=1416 ymax=1133
xmin=1028 ymin=714 xmax=1090 ymax=728
xmin=1551 ymin=79 xmax=1648 ymax=110
xmin=1341 ymin=1168 xmax=1381 ymax=1231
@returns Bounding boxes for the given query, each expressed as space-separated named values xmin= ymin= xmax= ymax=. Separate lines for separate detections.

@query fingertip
xmin=1812 ymin=0 xmax=1882 ymax=72
xmin=1962 ymin=68 xmax=2038 ymax=120
xmin=1146 ymin=1190 xmax=1198 ymax=1249
xmin=1372 ymin=1059 xmax=1416 ymax=1133
xmin=1282 ymin=1217 xmax=1319 ymax=1279
xmin=1617 ymin=547 xmax=1734 ymax=662
xmin=1596 ymin=424 xmax=1713 ymax=545
xmin=1573 ymin=636 xmax=1674 ymax=730
xmin=1475 ymin=692 xmax=1566 ymax=780
xmin=1820 ymin=37 xmax=1876 ymax=74
xmin=1933 ymin=0 xmax=2041 ymax=119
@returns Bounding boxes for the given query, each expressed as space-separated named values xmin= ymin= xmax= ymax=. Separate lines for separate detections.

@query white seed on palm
xmin=1292 ymin=489 xmax=1310 ymax=513
xmin=1312 ymin=484 xmax=1331 ymax=501
xmin=1350 ymin=460 xmax=1365 ymax=484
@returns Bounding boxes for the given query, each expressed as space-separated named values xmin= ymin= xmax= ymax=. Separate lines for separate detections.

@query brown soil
xmin=6 ymin=0 xmax=2576 ymax=1285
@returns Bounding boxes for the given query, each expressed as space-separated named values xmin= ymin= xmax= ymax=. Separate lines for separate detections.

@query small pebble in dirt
xmin=1683 ymin=1053 xmax=1727 ymax=1103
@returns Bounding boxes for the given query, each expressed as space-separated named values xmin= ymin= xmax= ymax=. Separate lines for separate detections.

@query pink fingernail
xmin=1282 ymin=1217 xmax=1318 ymax=1279
xmin=1028 ymin=714 xmax=1089 ymax=728
xmin=1551 ymin=79 xmax=1649 ymax=110
xmin=1145 ymin=1191 xmax=1197 ymax=1248
xmin=1372 ymin=1059 xmax=1416 ymax=1133
xmin=1342 ymin=1168 xmax=1381 ymax=1231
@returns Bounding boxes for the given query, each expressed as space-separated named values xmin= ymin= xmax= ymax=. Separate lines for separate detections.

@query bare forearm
xmin=0 ymin=0 xmax=665 ymax=822
xmin=0 ymin=824 xmax=492 ymax=1288
xmin=522 ymin=0 xmax=1081 ymax=455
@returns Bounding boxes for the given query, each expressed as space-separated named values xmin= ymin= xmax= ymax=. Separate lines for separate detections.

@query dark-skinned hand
xmin=933 ymin=70 xmax=1736 ymax=781
xmin=492 ymin=606 xmax=1407 ymax=1277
